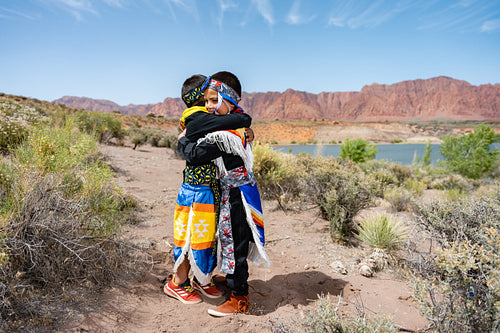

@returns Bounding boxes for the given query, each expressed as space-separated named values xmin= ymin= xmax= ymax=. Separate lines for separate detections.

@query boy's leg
xmin=208 ymin=188 xmax=251 ymax=316
xmin=225 ymin=188 xmax=251 ymax=296
xmin=175 ymin=257 xmax=190 ymax=284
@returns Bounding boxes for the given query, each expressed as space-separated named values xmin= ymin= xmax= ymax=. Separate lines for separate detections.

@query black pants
xmin=225 ymin=187 xmax=252 ymax=296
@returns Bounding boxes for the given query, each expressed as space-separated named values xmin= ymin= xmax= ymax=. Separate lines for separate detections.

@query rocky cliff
xmin=54 ymin=76 xmax=500 ymax=121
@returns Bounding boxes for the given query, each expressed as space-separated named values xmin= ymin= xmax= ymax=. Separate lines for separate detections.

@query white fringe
xmin=199 ymin=131 xmax=254 ymax=173
xmin=241 ymin=191 xmax=271 ymax=268
xmin=172 ymin=209 xmax=211 ymax=285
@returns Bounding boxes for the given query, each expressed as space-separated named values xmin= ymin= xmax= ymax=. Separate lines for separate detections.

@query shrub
xmin=0 ymin=121 xmax=142 ymax=331
xmin=0 ymin=100 xmax=47 ymax=153
xmin=356 ymin=214 xmax=407 ymax=250
xmin=439 ymin=124 xmax=500 ymax=179
xmin=268 ymin=295 xmax=396 ymax=333
xmin=404 ymin=178 xmax=426 ymax=196
xmin=429 ymin=174 xmax=471 ymax=193
xmin=302 ymin=157 xmax=378 ymax=241
xmin=339 ymin=138 xmax=377 ymax=163
xmin=411 ymin=197 xmax=500 ymax=332
xmin=252 ymin=143 xmax=303 ymax=205
xmin=75 ymin=111 xmax=125 ymax=144
xmin=384 ymin=187 xmax=413 ymax=212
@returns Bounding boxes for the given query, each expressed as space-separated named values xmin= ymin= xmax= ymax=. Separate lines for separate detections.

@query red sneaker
xmin=192 ymin=277 xmax=223 ymax=299
xmin=164 ymin=276 xmax=202 ymax=304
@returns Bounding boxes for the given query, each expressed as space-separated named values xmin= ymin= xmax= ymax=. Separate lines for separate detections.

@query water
xmin=273 ymin=143 xmax=500 ymax=166
xmin=273 ymin=144 xmax=444 ymax=166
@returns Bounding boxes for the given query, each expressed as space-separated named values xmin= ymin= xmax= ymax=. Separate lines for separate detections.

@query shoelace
xmin=183 ymin=285 xmax=196 ymax=293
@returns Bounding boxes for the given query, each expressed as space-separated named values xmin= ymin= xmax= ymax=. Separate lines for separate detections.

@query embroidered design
xmin=173 ymin=183 xmax=217 ymax=285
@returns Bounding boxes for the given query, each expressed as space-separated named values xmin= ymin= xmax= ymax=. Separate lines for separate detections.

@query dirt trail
xmin=63 ymin=144 xmax=428 ymax=333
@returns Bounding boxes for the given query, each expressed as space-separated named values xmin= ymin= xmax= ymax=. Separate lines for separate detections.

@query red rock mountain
xmin=54 ymin=76 xmax=500 ymax=121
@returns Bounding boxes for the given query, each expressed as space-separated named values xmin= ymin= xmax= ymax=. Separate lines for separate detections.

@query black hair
xmin=210 ymin=71 xmax=242 ymax=96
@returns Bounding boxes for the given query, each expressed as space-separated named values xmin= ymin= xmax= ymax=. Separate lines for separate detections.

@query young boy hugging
xmin=177 ymin=71 xmax=270 ymax=316
xmin=164 ymin=74 xmax=252 ymax=304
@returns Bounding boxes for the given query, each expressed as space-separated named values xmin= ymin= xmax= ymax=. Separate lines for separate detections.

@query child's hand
xmin=245 ymin=128 xmax=254 ymax=143
xmin=178 ymin=129 xmax=186 ymax=140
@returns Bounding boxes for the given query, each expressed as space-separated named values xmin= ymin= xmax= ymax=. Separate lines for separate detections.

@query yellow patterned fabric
xmin=179 ymin=106 xmax=210 ymax=130
xmin=184 ymin=163 xmax=221 ymax=219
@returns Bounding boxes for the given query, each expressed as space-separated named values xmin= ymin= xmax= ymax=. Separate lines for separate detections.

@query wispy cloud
xmin=481 ymin=19 xmax=500 ymax=32
xmin=0 ymin=6 xmax=37 ymax=20
xmin=251 ymin=0 xmax=274 ymax=26
xmin=215 ymin=0 xmax=237 ymax=29
xmin=328 ymin=0 xmax=418 ymax=29
xmin=163 ymin=0 xmax=200 ymax=23
xmin=417 ymin=0 xmax=500 ymax=32
xmin=286 ymin=0 xmax=316 ymax=25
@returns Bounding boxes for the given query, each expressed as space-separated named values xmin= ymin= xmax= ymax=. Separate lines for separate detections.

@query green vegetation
xmin=412 ymin=197 xmax=500 ymax=333
xmin=253 ymin=144 xmax=378 ymax=241
xmin=339 ymin=137 xmax=378 ymax=163
xmin=356 ymin=214 xmax=407 ymax=250
xmin=255 ymin=139 xmax=499 ymax=331
xmin=440 ymin=124 xmax=499 ymax=179
xmin=0 ymin=96 xmax=143 ymax=332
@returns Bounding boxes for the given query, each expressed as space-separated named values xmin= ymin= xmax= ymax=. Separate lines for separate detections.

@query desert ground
xmin=60 ymin=126 xmax=437 ymax=332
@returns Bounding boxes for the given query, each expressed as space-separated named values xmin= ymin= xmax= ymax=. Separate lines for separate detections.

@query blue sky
xmin=1 ymin=0 xmax=499 ymax=105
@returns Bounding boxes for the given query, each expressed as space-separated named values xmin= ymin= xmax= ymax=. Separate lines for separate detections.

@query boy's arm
xmin=186 ymin=113 xmax=252 ymax=141
xmin=177 ymin=136 xmax=223 ymax=164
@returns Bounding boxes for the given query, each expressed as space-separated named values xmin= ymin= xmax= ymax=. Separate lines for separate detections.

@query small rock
xmin=359 ymin=265 xmax=373 ymax=277
xmin=329 ymin=260 xmax=348 ymax=275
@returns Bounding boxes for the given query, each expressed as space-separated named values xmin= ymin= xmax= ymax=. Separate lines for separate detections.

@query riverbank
xmin=251 ymin=120 xmax=499 ymax=145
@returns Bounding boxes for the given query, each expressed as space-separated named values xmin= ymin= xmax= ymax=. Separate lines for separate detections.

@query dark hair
xmin=211 ymin=71 xmax=241 ymax=96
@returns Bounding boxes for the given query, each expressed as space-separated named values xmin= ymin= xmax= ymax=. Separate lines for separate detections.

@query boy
xmin=164 ymin=74 xmax=252 ymax=304
xmin=177 ymin=71 xmax=270 ymax=316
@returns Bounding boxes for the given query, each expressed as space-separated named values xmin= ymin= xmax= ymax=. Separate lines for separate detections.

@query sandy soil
xmin=61 ymin=143 xmax=430 ymax=333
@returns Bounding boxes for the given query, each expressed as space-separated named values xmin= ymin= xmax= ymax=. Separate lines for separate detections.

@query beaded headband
xmin=181 ymin=76 xmax=210 ymax=107
xmin=207 ymin=79 xmax=243 ymax=113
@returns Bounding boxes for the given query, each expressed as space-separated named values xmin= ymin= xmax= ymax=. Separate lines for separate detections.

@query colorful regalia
xmin=200 ymin=129 xmax=270 ymax=274
xmin=173 ymin=106 xmax=219 ymax=285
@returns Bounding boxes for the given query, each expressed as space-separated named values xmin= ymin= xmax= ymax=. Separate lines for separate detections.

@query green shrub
xmin=412 ymin=197 xmax=500 ymax=332
xmin=339 ymin=138 xmax=377 ymax=163
xmin=15 ymin=123 xmax=98 ymax=173
xmin=0 ymin=120 xmax=140 ymax=331
xmin=356 ymin=214 xmax=407 ymax=250
xmin=302 ymin=157 xmax=378 ymax=241
xmin=75 ymin=111 xmax=125 ymax=144
xmin=0 ymin=99 xmax=47 ymax=153
xmin=404 ymin=178 xmax=426 ymax=196
xmin=253 ymin=143 xmax=303 ymax=204
xmin=439 ymin=124 xmax=500 ymax=179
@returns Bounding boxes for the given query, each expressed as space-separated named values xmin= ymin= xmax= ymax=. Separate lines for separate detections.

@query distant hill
xmin=53 ymin=76 xmax=500 ymax=121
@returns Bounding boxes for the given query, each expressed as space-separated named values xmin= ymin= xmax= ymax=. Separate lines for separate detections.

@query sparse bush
xmin=384 ymin=187 xmax=413 ymax=212
xmin=429 ymin=174 xmax=471 ymax=193
xmin=411 ymin=197 xmax=500 ymax=332
xmin=302 ymin=157 xmax=378 ymax=241
xmin=268 ymin=295 xmax=396 ymax=333
xmin=356 ymin=214 xmax=407 ymax=250
xmin=0 ymin=120 xmax=142 ymax=331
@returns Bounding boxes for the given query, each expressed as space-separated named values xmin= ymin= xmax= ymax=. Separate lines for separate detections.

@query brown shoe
xmin=207 ymin=293 xmax=249 ymax=317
